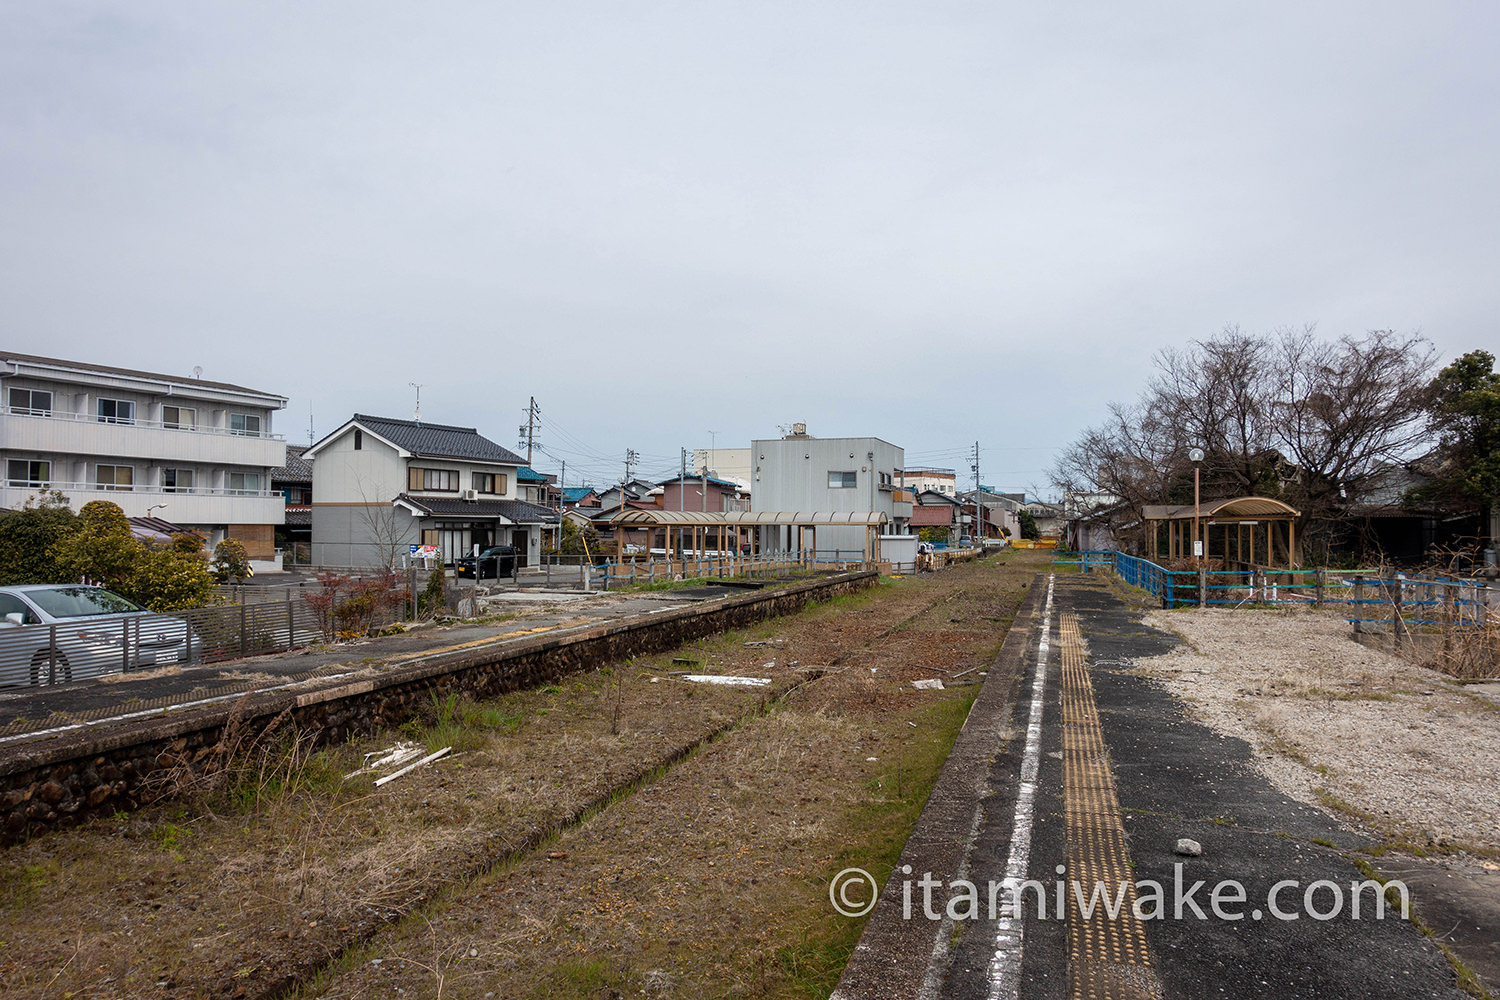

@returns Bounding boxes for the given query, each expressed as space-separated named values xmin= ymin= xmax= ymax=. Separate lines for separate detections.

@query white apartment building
xmin=899 ymin=467 xmax=958 ymax=496
xmin=1 ymin=352 xmax=287 ymax=564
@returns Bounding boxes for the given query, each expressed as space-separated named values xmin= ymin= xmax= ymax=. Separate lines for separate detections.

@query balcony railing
xmin=3 ymin=406 xmax=284 ymax=440
xmin=2 ymin=479 xmax=283 ymax=499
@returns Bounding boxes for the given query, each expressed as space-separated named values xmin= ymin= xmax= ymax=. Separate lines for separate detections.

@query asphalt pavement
xmin=837 ymin=571 xmax=1482 ymax=1000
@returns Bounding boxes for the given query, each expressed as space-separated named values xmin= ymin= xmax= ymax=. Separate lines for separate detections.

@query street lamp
xmin=146 ymin=503 xmax=168 ymax=518
xmin=1188 ymin=448 xmax=1204 ymax=565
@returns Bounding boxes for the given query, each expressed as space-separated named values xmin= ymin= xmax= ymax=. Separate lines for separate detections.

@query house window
xmin=6 ymin=460 xmax=49 ymax=487
xmin=828 ymin=471 xmax=857 ymax=488
xmin=162 ymin=468 xmax=194 ymax=493
xmin=472 ymin=472 xmax=507 ymax=495
xmin=228 ymin=472 xmax=262 ymax=494
xmin=409 ymin=467 xmax=460 ymax=492
xmin=97 ymin=398 xmax=135 ymax=424
xmin=162 ymin=405 xmax=197 ymax=430
xmin=229 ymin=413 xmax=262 ymax=436
xmin=8 ymin=388 xmax=52 ymax=416
xmin=96 ymin=465 xmax=134 ymax=491
xmin=353 ymin=429 xmax=363 ymax=450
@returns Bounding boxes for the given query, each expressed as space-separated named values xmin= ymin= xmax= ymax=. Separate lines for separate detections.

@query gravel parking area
xmin=1132 ymin=607 xmax=1500 ymax=857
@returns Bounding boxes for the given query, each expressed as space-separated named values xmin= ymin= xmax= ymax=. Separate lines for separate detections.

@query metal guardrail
xmin=0 ymin=590 xmax=410 ymax=688
xmin=1053 ymin=550 xmax=1495 ymax=629
xmin=3 ymin=406 xmax=285 ymax=440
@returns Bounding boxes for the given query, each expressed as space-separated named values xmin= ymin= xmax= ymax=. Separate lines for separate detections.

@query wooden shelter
xmin=1142 ymin=496 xmax=1302 ymax=569
xmin=610 ymin=508 xmax=890 ymax=563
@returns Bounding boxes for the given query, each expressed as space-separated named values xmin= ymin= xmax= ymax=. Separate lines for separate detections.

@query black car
xmin=454 ymin=545 xmax=517 ymax=580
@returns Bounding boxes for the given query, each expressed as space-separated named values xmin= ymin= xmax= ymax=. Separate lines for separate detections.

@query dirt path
xmin=0 ymin=554 xmax=1044 ymax=1000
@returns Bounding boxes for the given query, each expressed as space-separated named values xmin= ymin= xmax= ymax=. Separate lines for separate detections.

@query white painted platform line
xmin=986 ymin=572 xmax=1054 ymax=1000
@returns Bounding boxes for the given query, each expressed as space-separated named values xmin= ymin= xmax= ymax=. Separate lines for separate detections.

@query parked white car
xmin=0 ymin=585 xmax=201 ymax=686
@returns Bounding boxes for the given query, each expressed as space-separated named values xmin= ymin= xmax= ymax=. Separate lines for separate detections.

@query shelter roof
xmin=611 ymin=509 xmax=888 ymax=527
xmin=1142 ymin=496 xmax=1300 ymax=520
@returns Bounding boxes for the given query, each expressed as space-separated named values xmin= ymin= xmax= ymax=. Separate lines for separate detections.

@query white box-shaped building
xmin=750 ymin=431 xmax=909 ymax=556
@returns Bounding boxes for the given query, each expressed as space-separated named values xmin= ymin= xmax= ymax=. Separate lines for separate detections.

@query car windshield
xmin=25 ymin=587 xmax=146 ymax=618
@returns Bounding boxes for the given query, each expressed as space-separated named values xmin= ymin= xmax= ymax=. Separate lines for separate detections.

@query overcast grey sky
xmin=3 ymin=3 xmax=1496 ymax=494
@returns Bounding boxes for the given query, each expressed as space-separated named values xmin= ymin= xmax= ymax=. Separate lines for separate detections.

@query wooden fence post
xmin=1314 ymin=568 xmax=1326 ymax=607
xmin=1198 ymin=567 xmax=1206 ymax=609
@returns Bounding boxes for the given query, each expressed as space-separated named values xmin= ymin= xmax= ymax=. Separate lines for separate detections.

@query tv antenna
xmin=409 ymin=382 xmax=423 ymax=422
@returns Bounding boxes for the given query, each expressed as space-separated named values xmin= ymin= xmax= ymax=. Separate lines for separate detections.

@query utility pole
xmin=971 ymin=441 xmax=982 ymax=540
xmin=680 ymin=447 xmax=687 ymax=510
xmin=703 ymin=431 xmax=717 ymax=512
xmin=518 ymin=397 xmax=540 ymax=466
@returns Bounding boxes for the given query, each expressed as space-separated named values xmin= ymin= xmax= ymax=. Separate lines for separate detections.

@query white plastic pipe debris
xmin=374 ymin=747 xmax=453 ymax=787
xmin=679 ymin=675 xmax=772 ymax=687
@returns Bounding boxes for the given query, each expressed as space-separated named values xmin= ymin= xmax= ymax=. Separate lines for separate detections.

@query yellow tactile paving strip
xmin=1060 ymin=612 xmax=1162 ymax=1000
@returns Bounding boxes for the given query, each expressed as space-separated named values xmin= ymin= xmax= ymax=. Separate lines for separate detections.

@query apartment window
xmin=228 ymin=472 xmax=262 ymax=494
xmin=162 ymin=468 xmax=194 ymax=493
xmin=828 ymin=471 xmax=858 ymax=488
xmin=229 ymin=413 xmax=262 ymax=436
xmin=6 ymin=460 xmax=49 ymax=487
xmin=97 ymin=398 xmax=135 ymax=424
xmin=472 ymin=472 xmax=507 ymax=495
xmin=95 ymin=465 xmax=134 ymax=491
xmin=283 ymin=485 xmax=310 ymax=505
xmin=8 ymin=388 xmax=52 ymax=416
xmin=408 ymin=467 xmax=459 ymax=492
xmin=162 ymin=405 xmax=197 ymax=430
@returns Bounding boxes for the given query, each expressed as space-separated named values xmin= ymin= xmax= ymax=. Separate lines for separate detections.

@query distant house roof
xmin=127 ymin=516 xmax=195 ymax=543
xmin=910 ymin=505 xmax=955 ymax=527
xmin=270 ymin=444 xmax=313 ymax=484
xmin=391 ymin=494 xmax=558 ymax=523
xmin=516 ymin=467 xmax=551 ymax=483
xmin=307 ymin=414 xmax=525 ymax=465
xmin=916 ymin=489 xmax=961 ymax=506
xmin=561 ymin=487 xmax=598 ymax=503
xmin=658 ymin=474 xmax=741 ymax=490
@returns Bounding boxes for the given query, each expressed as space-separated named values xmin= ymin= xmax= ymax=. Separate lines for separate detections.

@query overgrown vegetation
xmin=0 ymin=493 xmax=215 ymax=610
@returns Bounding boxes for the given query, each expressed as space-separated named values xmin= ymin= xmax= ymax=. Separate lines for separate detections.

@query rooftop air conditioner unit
xmin=462 ymin=489 xmax=479 ymax=502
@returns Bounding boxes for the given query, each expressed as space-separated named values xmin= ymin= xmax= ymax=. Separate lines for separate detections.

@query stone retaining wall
xmin=0 ymin=570 xmax=876 ymax=842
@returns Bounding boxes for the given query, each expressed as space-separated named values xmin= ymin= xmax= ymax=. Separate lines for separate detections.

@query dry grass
xmin=0 ymin=553 xmax=1044 ymax=1000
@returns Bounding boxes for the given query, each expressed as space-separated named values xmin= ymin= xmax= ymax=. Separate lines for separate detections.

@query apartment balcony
xmin=1 ymin=409 xmax=285 ymax=467
xmin=0 ymin=480 xmax=285 ymax=526
xmin=893 ymin=500 xmax=914 ymax=519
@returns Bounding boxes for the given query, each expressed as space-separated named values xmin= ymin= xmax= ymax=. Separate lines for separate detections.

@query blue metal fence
xmin=1051 ymin=549 xmax=1493 ymax=628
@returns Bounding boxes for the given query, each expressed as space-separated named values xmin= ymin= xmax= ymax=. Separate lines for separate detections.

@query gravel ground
xmin=1132 ymin=607 xmax=1500 ymax=857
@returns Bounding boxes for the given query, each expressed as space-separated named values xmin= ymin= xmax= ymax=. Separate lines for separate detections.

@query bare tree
xmin=1051 ymin=327 xmax=1438 ymax=557
xmin=352 ymin=474 xmax=409 ymax=572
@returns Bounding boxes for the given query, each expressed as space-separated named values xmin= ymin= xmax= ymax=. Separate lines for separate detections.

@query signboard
xmin=410 ymin=544 xmax=439 ymax=559
xmin=1193 ymin=540 xmax=1203 ymax=557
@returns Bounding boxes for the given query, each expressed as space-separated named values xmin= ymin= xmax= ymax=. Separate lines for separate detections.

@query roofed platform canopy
xmin=1142 ymin=496 xmax=1302 ymax=569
